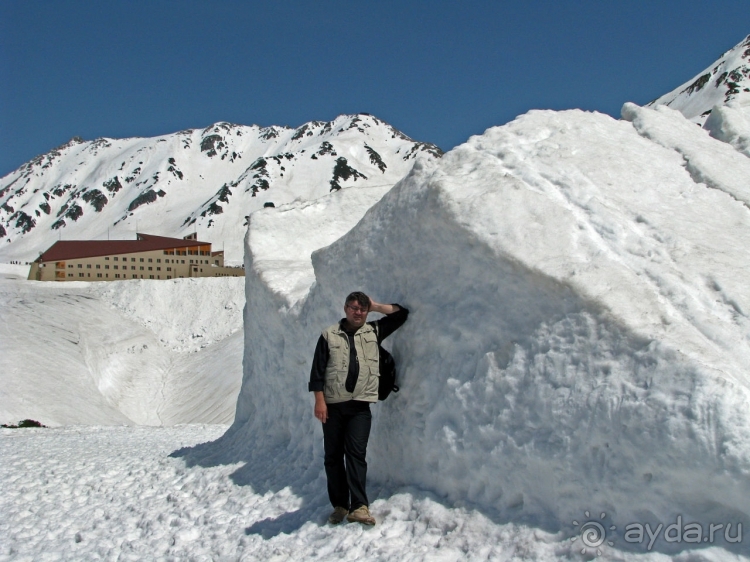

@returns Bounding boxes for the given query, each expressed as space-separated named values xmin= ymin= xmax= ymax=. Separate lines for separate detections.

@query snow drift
xmin=0 ymin=276 xmax=244 ymax=426
xmin=186 ymin=101 xmax=750 ymax=555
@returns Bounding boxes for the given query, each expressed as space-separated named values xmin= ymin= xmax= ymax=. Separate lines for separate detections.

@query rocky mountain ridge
xmin=0 ymin=114 xmax=442 ymax=263
xmin=648 ymin=34 xmax=750 ymax=124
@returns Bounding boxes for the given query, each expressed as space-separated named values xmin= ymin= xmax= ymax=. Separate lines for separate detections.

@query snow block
xmin=208 ymin=106 xmax=750 ymax=550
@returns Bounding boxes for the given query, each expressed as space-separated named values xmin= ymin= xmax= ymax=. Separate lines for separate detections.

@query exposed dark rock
xmin=292 ymin=124 xmax=309 ymax=141
xmin=82 ymin=189 xmax=108 ymax=212
xmin=1 ymin=419 xmax=47 ymax=428
xmin=330 ymin=157 xmax=367 ymax=191
xmin=402 ymin=142 xmax=444 ymax=160
xmin=0 ymin=224 xmax=5 ymax=237
xmin=365 ymin=144 xmax=387 ymax=172
xmin=102 ymin=176 xmax=123 ymax=194
xmin=201 ymin=202 xmax=223 ymax=217
xmin=124 ymin=169 xmax=140 ymax=183
xmin=1 ymin=202 xmax=13 ymax=214
xmin=52 ymin=184 xmax=75 ymax=198
xmin=65 ymin=204 xmax=84 ymax=222
xmin=39 ymin=202 xmax=51 ymax=215
xmin=684 ymin=73 xmax=711 ymax=94
xmin=127 ymin=189 xmax=166 ymax=212
xmin=201 ymin=134 xmax=224 ymax=157
xmin=250 ymin=157 xmax=267 ymax=171
xmin=14 ymin=211 xmax=35 ymax=233
xmin=56 ymin=203 xmax=69 ymax=217
xmin=51 ymin=219 xmax=65 ymax=230
xmin=317 ymin=142 xmax=337 ymax=157
xmin=260 ymin=127 xmax=281 ymax=140
xmin=264 ymin=202 xmax=275 ymax=208
xmin=216 ymin=184 xmax=232 ymax=203
xmin=167 ymin=164 xmax=183 ymax=180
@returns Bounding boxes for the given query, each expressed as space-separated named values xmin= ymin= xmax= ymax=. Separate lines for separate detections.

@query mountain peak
xmin=648 ymin=34 xmax=750 ymax=124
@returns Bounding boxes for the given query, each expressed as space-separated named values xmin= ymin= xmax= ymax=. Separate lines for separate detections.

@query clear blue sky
xmin=1 ymin=1 xmax=748 ymax=176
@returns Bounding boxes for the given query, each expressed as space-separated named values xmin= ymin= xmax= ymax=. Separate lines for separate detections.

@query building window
xmin=115 ymin=274 xmax=120 ymax=278
xmin=140 ymin=258 xmax=144 ymax=262
xmin=105 ymin=257 xmax=109 ymax=261
xmin=131 ymin=266 xmax=135 ymax=270
xmin=68 ymin=273 xmax=73 ymax=277
xmin=181 ymin=260 xmax=185 ymax=264
xmin=215 ymin=260 xmax=219 ymax=265
xmin=79 ymin=273 xmax=84 ymax=277
xmin=97 ymin=273 xmax=102 ymax=278
xmin=156 ymin=259 xmax=161 ymax=263
xmin=86 ymin=264 xmax=91 ymax=269
xmin=77 ymin=264 xmax=82 ymax=268
xmin=96 ymin=264 xmax=101 ymax=269
xmin=148 ymin=258 xmax=153 ymax=262
xmin=114 ymin=265 xmax=118 ymax=270
xmin=167 ymin=276 xmax=172 ymax=279
xmin=167 ymin=267 xmax=172 ymax=271
xmin=105 ymin=265 xmax=109 ymax=269
xmin=131 ymin=258 xmax=135 ymax=262
xmin=149 ymin=275 xmax=154 ymax=279
xmin=156 ymin=267 xmax=161 ymax=271
xmin=147 ymin=266 xmax=152 ymax=271
xmin=133 ymin=274 xmax=137 ymax=278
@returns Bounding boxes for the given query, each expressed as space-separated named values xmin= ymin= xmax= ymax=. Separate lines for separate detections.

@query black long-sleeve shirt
xmin=308 ymin=304 xmax=409 ymax=393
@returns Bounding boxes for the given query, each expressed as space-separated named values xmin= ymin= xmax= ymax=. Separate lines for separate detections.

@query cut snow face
xmin=0 ymin=115 xmax=442 ymax=263
xmin=182 ymin=103 xmax=750 ymax=557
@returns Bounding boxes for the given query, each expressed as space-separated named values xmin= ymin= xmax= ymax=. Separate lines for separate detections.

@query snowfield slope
xmin=0 ymin=114 xmax=441 ymax=263
xmin=649 ymin=34 xmax=750 ymax=125
xmin=188 ymin=102 xmax=750 ymax=556
xmin=0 ymin=276 xmax=245 ymax=426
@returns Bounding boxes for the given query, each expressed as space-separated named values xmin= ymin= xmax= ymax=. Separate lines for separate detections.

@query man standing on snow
xmin=309 ymin=291 xmax=409 ymax=526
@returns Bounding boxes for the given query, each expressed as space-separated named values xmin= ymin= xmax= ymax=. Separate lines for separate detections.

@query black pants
xmin=322 ymin=400 xmax=372 ymax=511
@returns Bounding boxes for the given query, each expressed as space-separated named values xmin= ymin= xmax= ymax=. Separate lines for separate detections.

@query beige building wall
xmin=29 ymin=247 xmax=244 ymax=282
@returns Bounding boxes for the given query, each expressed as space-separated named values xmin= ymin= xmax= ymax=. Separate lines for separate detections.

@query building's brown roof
xmin=37 ymin=233 xmax=210 ymax=262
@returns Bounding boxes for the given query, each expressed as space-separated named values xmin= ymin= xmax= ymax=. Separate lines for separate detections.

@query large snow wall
xmin=192 ymin=103 xmax=750 ymax=553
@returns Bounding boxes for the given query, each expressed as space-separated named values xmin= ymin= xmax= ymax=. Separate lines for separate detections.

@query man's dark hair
xmin=345 ymin=291 xmax=370 ymax=310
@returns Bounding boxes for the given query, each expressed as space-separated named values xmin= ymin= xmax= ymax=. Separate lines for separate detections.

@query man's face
xmin=344 ymin=300 xmax=369 ymax=328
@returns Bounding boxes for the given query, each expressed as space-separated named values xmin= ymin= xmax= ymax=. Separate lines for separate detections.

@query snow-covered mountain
xmin=0 ymin=114 xmax=442 ymax=263
xmin=649 ymin=34 xmax=750 ymax=125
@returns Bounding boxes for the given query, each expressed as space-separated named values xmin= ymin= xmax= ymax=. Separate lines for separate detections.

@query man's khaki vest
xmin=322 ymin=323 xmax=380 ymax=403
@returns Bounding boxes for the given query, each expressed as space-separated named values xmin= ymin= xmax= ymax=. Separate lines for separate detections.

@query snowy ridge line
xmin=0 ymin=114 xmax=442 ymax=264
xmin=178 ymin=102 xmax=750 ymax=558
xmin=648 ymin=34 xmax=750 ymax=126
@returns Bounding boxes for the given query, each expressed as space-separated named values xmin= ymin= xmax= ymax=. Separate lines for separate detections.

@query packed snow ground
xmin=3 ymin=425 xmax=746 ymax=561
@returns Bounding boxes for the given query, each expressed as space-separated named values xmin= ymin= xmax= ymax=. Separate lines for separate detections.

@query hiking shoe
xmin=346 ymin=505 xmax=376 ymax=526
xmin=328 ymin=506 xmax=349 ymax=525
